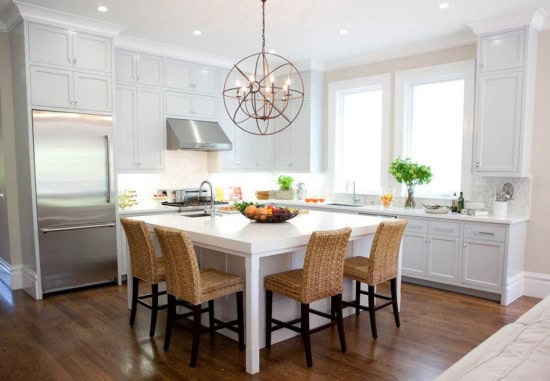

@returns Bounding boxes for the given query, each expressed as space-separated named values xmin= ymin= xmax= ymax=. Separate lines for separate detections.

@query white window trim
xmin=394 ymin=60 xmax=475 ymax=197
xmin=328 ymin=73 xmax=392 ymax=192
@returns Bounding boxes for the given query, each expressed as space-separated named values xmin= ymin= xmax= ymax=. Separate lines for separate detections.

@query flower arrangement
xmin=389 ymin=158 xmax=432 ymax=207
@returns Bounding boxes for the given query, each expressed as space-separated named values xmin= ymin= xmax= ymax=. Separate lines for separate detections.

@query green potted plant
xmin=275 ymin=175 xmax=295 ymax=200
xmin=389 ymin=158 xmax=432 ymax=208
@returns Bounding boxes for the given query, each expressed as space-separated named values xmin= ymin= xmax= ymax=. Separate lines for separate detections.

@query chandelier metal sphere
xmin=222 ymin=0 xmax=304 ymax=136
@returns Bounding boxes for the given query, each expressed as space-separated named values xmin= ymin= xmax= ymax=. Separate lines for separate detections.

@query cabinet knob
xmin=74 ymin=99 xmax=79 ymax=104
xmin=72 ymin=58 xmax=77 ymax=65
xmin=463 ymin=243 xmax=467 ymax=247
xmin=475 ymin=161 xmax=480 ymax=168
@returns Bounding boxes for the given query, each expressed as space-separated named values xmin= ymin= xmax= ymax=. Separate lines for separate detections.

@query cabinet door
xmin=28 ymin=23 xmax=72 ymax=68
xmin=479 ymin=29 xmax=525 ymax=72
xmin=115 ymin=85 xmax=138 ymax=170
xmin=165 ymin=91 xmax=193 ymax=117
xmin=462 ymin=239 xmax=504 ymax=290
xmin=193 ymin=95 xmax=218 ymax=120
xmin=30 ymin=66 xmax=73 ymax=109
xmin=274 ymin=99 xmax=309 ymax=170
xmin=72 ymin=32 xmax=112 ymax=73
xmin=115 ymin=50 xmax=136 ymax=84
xmin=193 ymin=64 xmax=218 ymax=94
xmin=137 ymin=54 xmax=164 ymax=87
xmin=426 ymin=235 xmax=460 ymax=282
xmin=474 ymin=71 xmax=523 ymax=174
xmin=74 ymin=72 xmax=112 ymax=112
xmin=137 ymin=88 xmax=164 ymax=170
xmin=255 ymin=134 xmax=274 ymax=170
xmin=402 ymin=233 xmax=426 ymax=277
xmin=165 ymin=59 xmax=193 ymax=91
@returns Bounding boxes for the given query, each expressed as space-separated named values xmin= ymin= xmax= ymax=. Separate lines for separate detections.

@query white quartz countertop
xmin=119 ymin=203 xmax=179 ymax=216
xmin=130 ymin=210 xmax=382 ymax=255
xmin=267 ymin=200 xmax=529 ymax=225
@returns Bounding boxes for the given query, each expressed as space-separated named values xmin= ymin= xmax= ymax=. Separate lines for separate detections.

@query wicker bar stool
xmin=120 ymin=218 xmax=167 ymax=338
xmin=343 ymin=219 xmax=407 ymax=339
xmin=264 ymin=227 xmax=352 ymax=368
xmin=154 ymin=226 xmax=245 ymax=368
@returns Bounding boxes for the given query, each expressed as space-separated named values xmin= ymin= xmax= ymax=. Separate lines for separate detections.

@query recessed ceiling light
xmin=193 ymin=30 xmax=202 ymax=36
xmin=339 ymin=29 xmax=349 ymax=36
xmin=438 ymin=2 xmax=450 ymax=10
xmin=268 ymin=49 xmax=276 ymax=54
xmin=97 ymin=5 xmax=108 ymax=12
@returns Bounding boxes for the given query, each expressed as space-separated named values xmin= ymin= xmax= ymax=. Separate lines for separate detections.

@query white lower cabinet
xmin=426 ymin=234 xmax=460 ymax=282
xmin=402 ymin=233 xmax=426 ymax=277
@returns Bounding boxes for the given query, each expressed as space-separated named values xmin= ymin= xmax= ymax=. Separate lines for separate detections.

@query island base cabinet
xmin=426 ymin=235 xmax=460 ymax=282
xmin=461 ymin=239 xmax=504 ymax=290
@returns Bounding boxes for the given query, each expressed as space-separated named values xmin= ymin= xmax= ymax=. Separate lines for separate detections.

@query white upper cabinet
xmin=473 ymin=26 xmax=537 ymax=176
xmin=115 ymin=50 xmax=164 ymax=87
xmin=479 ymin=29 xmax=525 ymax=72
xmin=165 ymin=59 xmax=218 ymax=95
xmin=28 ymin=23 xmax=112 ymax=73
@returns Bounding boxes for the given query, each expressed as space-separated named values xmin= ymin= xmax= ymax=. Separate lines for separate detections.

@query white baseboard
xmin=502 ymin=272 xmax=525 ymax=305
xmin=22 ymin=266 xmax=41 ymax=300
xmin=0 ymin=257 xmax=24 ymax=290
xmin=523 ymin=271 xmax=550 ymax=299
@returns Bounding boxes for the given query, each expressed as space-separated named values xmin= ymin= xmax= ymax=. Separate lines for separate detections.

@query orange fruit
xmin=244 ymin=205 xmax=257 ymax=216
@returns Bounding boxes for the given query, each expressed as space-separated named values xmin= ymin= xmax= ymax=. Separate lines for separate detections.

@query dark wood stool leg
xmin=236 ymin=291 xmax=245 ymax=351
xmin=265 ymin=290 xmax=273 ymax=349
xmin=208 ymin=300 xmax=215 ymax=337
xmin=368 ymin=285 xmax=377 ymax=339
xmin=355 ymin=280 xmax=361 ymax=316
xmin=130 ymin=277 xmax=139 ymax=327
xmin=164 ymin=294 xmax=176 ymax=351
xmin=190 ymin=304 xmax=202 ymax=368
xmin=335 ymin=294 xmax=347 ymax=352
xmin=301 ymin=303 xmax=312 ymax=368
xmin=149 ymin=283 xmax=159 ymax=337
xmin=391 ymin=278 xmax=400 ymax=328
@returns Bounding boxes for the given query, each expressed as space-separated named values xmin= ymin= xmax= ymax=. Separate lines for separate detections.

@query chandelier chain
xmin=261 ymin=0 xmax=266 ymax=50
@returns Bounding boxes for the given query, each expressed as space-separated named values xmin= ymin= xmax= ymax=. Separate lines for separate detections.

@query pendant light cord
xmin=262 ymin=0 xmax=266 ymax=50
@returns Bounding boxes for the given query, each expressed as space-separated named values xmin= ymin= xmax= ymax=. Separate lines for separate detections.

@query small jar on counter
xmin=296 ymin=182 xmax=306 ymax=200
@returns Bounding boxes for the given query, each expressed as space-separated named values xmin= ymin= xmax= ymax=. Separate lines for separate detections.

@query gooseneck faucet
xmin=199 ymin=180 xmax=215 ymax=216
xmin=346 ymin=180 xmax=361 ymax=205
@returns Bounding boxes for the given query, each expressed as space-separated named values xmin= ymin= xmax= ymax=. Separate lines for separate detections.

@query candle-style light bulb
xmin=249 ymin=75 xmax=255 ymax=82
xmin=236 ymin=80 xmax=241 ymax=87
xmin=270 ymin=75 xmax=275 ymax=83
xmin=285 ymin=78 xmax=291 ymax=86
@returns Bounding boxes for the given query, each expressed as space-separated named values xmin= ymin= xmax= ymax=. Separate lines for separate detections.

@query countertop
xmin=118 ymin=202 xmax=179 ymax=216
xmin=267 ymin=200 xmax=529 ymax=225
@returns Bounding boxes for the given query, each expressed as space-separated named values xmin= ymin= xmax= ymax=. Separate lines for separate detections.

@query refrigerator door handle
xmin=105 ymin=135 xmax=113 ymax=204
xmin=39 ymin=223 xmax=116 ymax=234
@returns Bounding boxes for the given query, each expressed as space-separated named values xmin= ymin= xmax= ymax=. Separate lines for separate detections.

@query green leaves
xmin=389 ymin=158 xmax=432 ymax=187
xmin=277 ymin=175 xmax=294 ymax=190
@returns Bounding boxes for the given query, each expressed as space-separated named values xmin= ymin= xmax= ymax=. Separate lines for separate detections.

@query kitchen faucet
xmin=346 ymin=180 xmax=361 ymax=205
xmin=199 ymin=180 xmax=215 ymax=216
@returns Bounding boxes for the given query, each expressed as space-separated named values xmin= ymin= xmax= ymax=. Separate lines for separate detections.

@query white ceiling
xmin=1 ymin=0 xmax=550 ymax=69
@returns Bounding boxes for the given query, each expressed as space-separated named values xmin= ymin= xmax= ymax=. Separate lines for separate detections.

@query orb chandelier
xmin=222 ymin=0 xmax=304 ymax=136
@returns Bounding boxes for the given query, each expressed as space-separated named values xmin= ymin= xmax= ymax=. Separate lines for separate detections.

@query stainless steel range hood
xmin=166 ymin=118 xmax=232 ymax=151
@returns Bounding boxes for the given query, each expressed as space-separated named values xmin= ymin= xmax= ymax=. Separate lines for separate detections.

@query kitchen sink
xmin=180 ymin=212 xmax=211 ymax=218
xmin=326 ymin=203 xmax=363 ymax=207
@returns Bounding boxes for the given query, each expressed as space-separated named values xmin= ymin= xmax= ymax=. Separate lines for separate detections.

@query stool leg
xmin=335 ymin=294 xmax=347 ymax=352
xmin=208 ymin=300 xmax=215 ymax=337
xmin=130 ymin=277 xmax=139 ymax=327
xmin=265 ymin=290 xmax=273 ymax=349
xmin=355 ymin=281 xmax=361 ymax=316
xmin=164 ymin=294 xmax=176 ymax=351
xmin=368 ymin=285 xmax=377 ymax=339
xmin=391 ymin=278 xmax=400 ymax=328
xmin=301 ymin=303 xmax=312 ymax=368
xmin=236 ymin=291 xmax=245 ymax=351
xmin=150 ymin=283 xmax=159 ymax=337
xmin=190 ymin=304 xmax=202 ymax=368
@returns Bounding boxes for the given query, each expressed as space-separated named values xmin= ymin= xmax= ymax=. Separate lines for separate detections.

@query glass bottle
xmin=451 ymin=192 xmax=457 ymax=213
xmin=457 ymin=191 xmax=465 ymax=213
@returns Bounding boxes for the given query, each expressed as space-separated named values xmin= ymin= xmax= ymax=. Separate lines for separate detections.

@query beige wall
xmin=525 ymin=30 xmax=550 ymax=274
xmin=0 ymin=31 xmax=21 ymax=267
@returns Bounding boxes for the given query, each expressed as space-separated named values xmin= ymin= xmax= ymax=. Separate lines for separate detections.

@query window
xmin=328 ymin=74 xmax=391 ymax=193
xmin=395 ymin=61 xmax=475 ymax=197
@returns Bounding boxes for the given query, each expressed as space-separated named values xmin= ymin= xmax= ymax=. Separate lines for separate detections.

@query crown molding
xmin=13 ymin=0 xmax=126 ymax=36
xmin=115 ymin=34 xmax=235 ymax=68
xmin=323 ymin=31 xmax=476 ymax=72
xmin=468 ymin=6 xmax=548 ymax=35
xmin=0 ymin=1 xmax=23 ymax=32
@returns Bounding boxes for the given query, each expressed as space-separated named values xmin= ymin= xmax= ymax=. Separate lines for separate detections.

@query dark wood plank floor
xmin=0 ymin=280 xmax=539 ymax=380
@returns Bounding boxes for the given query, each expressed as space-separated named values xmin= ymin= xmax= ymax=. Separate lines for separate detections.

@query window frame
xmin=394 ymin=60 xmax=475 ymax=198
xmin=328 ymin=73 xmax=392 ymax=193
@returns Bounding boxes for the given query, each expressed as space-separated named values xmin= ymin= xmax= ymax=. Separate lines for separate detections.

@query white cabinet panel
xmin=426 ymin=235 xmax=460 ymax=282
xmin=115 ymin=50 xmax=136 ymax=83
xmin=74 ymin=72 xmax=112 ymax=112
xmin=402 ymin=234 xmax=426 ymax=277
xmin=137 ymin=88 xmax=164 ymax=169
xmin=72 ymin=32 xmax=111 ymax=73
xmin=115 ymin=85 xmax=137 ymax=169
xmin=137 ymin=54 xmax=164 ymax=87
xmin=479 ymin=29 xmax=525 ymax=72
xmin=193 ymin=64 xmax=218 ymax=94
xmin=255 ymin=135 xmax=274 ymax=169
xmin=165 ymin=59 xmax=193 ymax=91
xmin=30 ymin=66 xmax=73 ymax=109
xmin=166 ymin=91 xmax=218 ymax=120
xmin=192 ymin=94 xmax=218 ymax=120
xmin=474 ymin=71 xmax=523 ymax=173
xmin=165 ymin=59 xmax=218 ymax=95
xmin=165 ymin=91 xmax=193 ymax=116
xmin=275 ymin=100 xmax=310 ymax=170
xmin=28 ymin=23 xmax=72 ymax=68
xmin=462 ymin=238 xmax=504 ymax=290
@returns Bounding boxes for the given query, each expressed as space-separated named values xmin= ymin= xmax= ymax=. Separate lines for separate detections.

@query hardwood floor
xmin=0 ymin=280 xmax=539 ymax=380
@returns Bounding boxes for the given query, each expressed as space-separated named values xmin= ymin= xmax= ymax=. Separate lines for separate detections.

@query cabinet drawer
xmin=403 ymin=218 xmax=427 ymax=234
xmin=464 ymin=224 xmax=505 ymax=242
xmin=428 ymin=221 xmax=460 ymax=237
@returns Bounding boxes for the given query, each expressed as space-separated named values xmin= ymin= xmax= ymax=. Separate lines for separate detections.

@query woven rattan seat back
xmin=121 ymin=218 xmax=163 ymax=284
xmin=300 ymin=227 xmax=352 ymax=304
xmin=367 ymin=220 xmax=407 ymax=285
xmin=154 ymin=226 xmax=202 ymax=305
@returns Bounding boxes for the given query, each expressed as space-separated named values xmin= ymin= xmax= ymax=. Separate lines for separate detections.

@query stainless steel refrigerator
xmin=32 ymin=110 xmax=117 ymax=293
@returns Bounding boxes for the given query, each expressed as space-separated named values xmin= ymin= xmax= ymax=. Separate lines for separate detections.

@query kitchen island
xmin=130 ymin=210 xmax=387 ymax=374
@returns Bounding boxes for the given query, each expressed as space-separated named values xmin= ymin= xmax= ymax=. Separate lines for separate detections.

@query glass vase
xmin=405 ymin=186 xmax=416 ymax=208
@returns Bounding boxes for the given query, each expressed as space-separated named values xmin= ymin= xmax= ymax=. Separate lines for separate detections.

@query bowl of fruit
xmin=236 ymin=201 xmax=299 ymax=223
